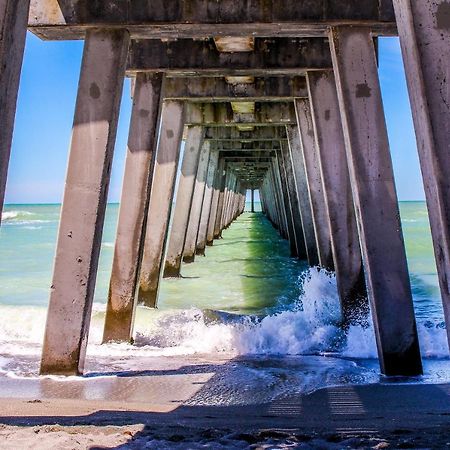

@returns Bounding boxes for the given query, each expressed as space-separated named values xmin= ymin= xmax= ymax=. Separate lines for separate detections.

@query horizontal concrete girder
xmin=29 ymin=0 xmax=396 ymax=40
xmin=162 ymin=76 xmax=307 ymax=101
xmin=128 ymin=38 xmax=331 ymax=76
xmin=185 ymin=102 xmax=295 ymax=126
xmin=204 ymin=126 xmax=286 ymax=141
xmin=211 ymin=141 xmax=280 ymax=151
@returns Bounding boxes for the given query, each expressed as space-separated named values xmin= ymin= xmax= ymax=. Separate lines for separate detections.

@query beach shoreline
xmin=0 ymin=380 xmax=449 ymax=449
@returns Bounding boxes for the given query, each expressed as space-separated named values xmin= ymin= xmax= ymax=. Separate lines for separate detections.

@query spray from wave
xmin=1 ymin=268 xmax=446 ymax=372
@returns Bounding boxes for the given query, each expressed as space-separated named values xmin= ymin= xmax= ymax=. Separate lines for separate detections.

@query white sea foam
xmin=0 ymin=269 xmax=448 ymax=380
xmin=1 ymin=210 xmax=35 ymax=221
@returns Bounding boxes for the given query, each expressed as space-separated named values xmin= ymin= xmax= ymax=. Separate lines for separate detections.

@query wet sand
xmin=0 ymin=372 xmax=449 ymax=449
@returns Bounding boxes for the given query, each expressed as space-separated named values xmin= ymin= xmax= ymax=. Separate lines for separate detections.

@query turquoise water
xmin=0 ymin=201 xmax=444 ymax=319
xmin=0 ymin=201 xmax=448 ymax=381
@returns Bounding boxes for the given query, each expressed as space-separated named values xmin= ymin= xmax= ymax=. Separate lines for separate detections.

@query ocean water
xmin=0 ymin=202 xmax=449 ymax=399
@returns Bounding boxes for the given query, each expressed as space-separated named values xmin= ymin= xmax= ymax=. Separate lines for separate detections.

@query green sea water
xmin=0 ymin=201 xmax=448 ymax=374
xmin=0 ymin=201 xmax=443 ymax=320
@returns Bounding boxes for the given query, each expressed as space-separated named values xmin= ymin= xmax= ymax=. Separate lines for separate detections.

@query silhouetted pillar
xmin=270 ymin=159 xmax=289 ymax=239
xmin=213 ymin=162 xmax=228 ymax=239
xmin=137 ymin=101 xmax=185 ymax=307
xmin=251 ymin=189 xmax=255 ymax=212
xmin=103 ymin=73 xmax=163 ymax=343
xmin=286 ymin=125 xmax=319 ymax=266
xmin=295 ymin=99 xmax=334 ymax=270
xmin=0 ymin=0 xmax=30 ymax=223
xmin=183 ymin=141 xmax=210 ymax=263
xmin=197 ymin=150 xmax=218 ymax=254
xmin=330 ymin=26 xmax=422 ymax=376
xmin=40 ymin=29 xmax=130 ymax=375
xmin=276 ymin=151 xmax=298 ymax=256
xmin=207 ymin=158 xmax=224 ymax=244
xmin=307 ymin=71 xmax=367 ymax=324
xmin=280 ymin=140 xmax=308 ymax=260
xmin=163 ymin=124 xmax=203 ymax=277
xmin=394 ymin=0 xmax=450 ymax=348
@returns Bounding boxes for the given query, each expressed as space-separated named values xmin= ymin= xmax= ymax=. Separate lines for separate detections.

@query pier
xmin=1 ymin=1 xmax=449 ymax=379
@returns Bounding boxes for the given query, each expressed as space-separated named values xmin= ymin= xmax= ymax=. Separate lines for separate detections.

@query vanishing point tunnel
xmin=0 ymin=1 xmax=449 ymax=378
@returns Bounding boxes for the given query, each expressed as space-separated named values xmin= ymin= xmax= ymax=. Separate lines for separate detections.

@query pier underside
xmin=0 ymin=0 xmax=449 ymax=378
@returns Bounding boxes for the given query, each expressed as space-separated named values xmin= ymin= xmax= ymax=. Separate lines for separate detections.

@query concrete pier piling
xmin=286 ymin=125 xmax=319 ymax=266
xmin=137 ymin=100 xmax=185 ymax=307
xmin=103 ymin=73 xmax=163 ymax=343
xmin=163 ymin=124 xmax=204 ymax=277
xmin=393 ymin=0 xmax=450 ymax=348
xmin=196 ymin=150 xmax=218 ymax=255
xmin=40 ymin=29 xmax=130 ymax=375
xmin=280 ymin=141 xmax=307 ymax=260
xmin=276 ymin=151 xmax=298 ymax=256
xmin=330 ymin=27 xmax=422 ymax=375
xmin=16 ymin=0 xmax=450 ymax=376
xmin=206 ymin=159 xmax=224 ymax=245
xmin=295 ymin=99 xmax=334 ymax=271
xmin=183 ymin=141 xmax=211 ymax=263
xmin=307 ymin=71 xmax=367 ymax=324
xmin=0 ymin=0 xmax=31 ymax=223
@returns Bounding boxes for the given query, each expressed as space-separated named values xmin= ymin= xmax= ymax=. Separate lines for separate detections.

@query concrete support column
xmin=270 ymin=159 xmax=288 ymax=239
xmin=251 ymin=189 xmax=255 ymax=212
xmin=163 ymin=124 xmax=204 ymax=277
xmin=307 ymin=71 xmax=367 ymax=324
xmin=0 ymin=0 xmax=31 ymax=222
xmin=137 ymin=101 xmax=185 ymax=307
xmin=280 ymin=140 xmax=308 ymax=260
xmin=266 ymin=169 xmax=281 ymax=230
xmin=393 ymin=0 xmax=450 ymax=348
xmin=286 ymin=125 xmax=319 ymax=266
xmin=207 ymin=158 xmax=224 ymax=244
xmin=276 ymin=151 xmax=298 ymax=256
xmin=103 ymin=73 xmax=163 ymax=343
xmin=183 ymin=141 xmax=211 ymax=263
xmin=295 ymin=99 xmax=334 ymax=270
xmin=220 ymin=171 xmax=232 ymax=231
xmin=213 ymin=163 xmax=228 ymax=239
xmin=40 ymin=29 xmax=130 ymax=375
xmin=197 ymin=150 xmax=218 ymax=254
xmin=330 ymin=27 xmax=422 ymax=375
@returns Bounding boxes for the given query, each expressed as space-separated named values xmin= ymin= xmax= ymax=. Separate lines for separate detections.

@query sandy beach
xmin=0 ymin=357 xmax=449 ymax=449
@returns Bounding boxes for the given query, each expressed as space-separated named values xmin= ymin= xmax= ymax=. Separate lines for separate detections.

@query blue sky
xmin=4 ymin=33 xmax=424 ymax=204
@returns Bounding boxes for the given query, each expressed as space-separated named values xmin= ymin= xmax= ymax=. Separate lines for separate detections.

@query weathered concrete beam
xmin=40 ymin=29 xmax=130 ymax=376
xmin=0 ymin=0 xmax=31 ymax=224
xmin=162 ymin=76 xmax=307 ymax=101
xmin=330 ymin=26 xmax=422 ymax=376
xmin=163 ymin=124 xmax=204 ymax=277
xmin=137 ymin=101 xmax=185 ymax=307
xmin=103 ymin=73 xmax=163 ymax=343
xmin=128 ymin=38 xmax=331 ymax=76
xmin=196 ymin=150 xmax=218 ymax=254
xmin=183 ymin=141 xmax=211 ymax=263
xmin=276 ymin=151 xmax=298 ymax=256
xmin=307 ymin=70 xmax=367 ymax=325
xmin=280 ymin=141 xmax=307 ymax=260
xmin=204 ymin=126 xmax=286 ymax=141
xmin=29 ymin=0 xmax=396 ymax=40
xmin=206 ymin=158 xmax=224 ymax=245
xmin=185 ymin=102 xmax=295 ymax=126
xmin=393 ymin=0 xmax=450 ymax=350
xmin=295 ymin=98 xmax=334 ymax=270
xmin=286 ymin=125 xmax=319 ymax=266
xmin=211 ymin=141 xmax=280 ymax=151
